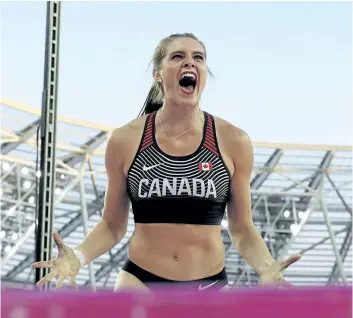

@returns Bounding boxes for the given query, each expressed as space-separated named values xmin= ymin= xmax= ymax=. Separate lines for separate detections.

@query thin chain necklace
xmin=159 ymin=109 xmax=202 ymax=141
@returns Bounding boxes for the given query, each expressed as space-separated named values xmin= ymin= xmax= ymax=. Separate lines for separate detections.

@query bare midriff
xmin=127 ymin=223 xmax=225 ymax=281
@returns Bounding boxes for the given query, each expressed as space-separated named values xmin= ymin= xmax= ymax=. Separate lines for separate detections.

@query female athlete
xmin=32 ymin=33 xmax=301 ymax=291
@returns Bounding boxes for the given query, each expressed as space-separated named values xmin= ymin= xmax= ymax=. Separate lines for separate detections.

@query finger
xmin=53 ymin=232 xmax=65 ymax=250
xmin=56 ymin=275 xmax=66 ymax=289
xmin=259 ymin=281 xmax=274 ymax=288
xmin=31 ymin=260 xmax=54 ymax=268
xmin=36 ymin=270 xmax=57 ymax=287
xmin=68 ymin=277 xmax=79 ymax=291
xmin=280 ymin=254 xmax=301 ymax=271
xmin=278 ymin=279 xmax=294 ymax=288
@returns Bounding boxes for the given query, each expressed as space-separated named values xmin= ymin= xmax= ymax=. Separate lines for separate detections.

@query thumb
xmin=280 ymin=254 xmax=301 ymax=271
xmin=53 ymin=232 xmax=65 ymax=250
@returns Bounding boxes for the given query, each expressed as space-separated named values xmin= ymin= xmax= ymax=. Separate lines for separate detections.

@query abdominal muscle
xmin=115 ymin=223 xmax=225 ymax=290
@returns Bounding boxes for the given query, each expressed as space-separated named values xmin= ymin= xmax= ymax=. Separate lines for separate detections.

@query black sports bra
xmin=126 ymin=111 xmax=231 ymax=225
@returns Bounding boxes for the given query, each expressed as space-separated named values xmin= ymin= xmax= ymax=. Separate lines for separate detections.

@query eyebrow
xmin=170 ymin=50 xmax=205 ymax=56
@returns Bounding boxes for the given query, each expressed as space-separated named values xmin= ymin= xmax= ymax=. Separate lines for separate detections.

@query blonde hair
xmin=138 ymin=33 xmax=209 ymax=116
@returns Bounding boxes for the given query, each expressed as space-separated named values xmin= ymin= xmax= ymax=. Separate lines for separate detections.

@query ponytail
xmin=137 ymin=81 xmax=164 ymax=117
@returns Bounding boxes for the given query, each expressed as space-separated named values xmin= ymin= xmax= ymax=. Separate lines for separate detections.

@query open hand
xmin=259 ymin=254 xmax=301 ymax=287
xmin=31 ymin=232 xmax=81 ymax=290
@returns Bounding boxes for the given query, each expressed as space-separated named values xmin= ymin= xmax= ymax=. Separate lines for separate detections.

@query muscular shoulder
xmin=109 ymin=115 xmax=147 ymax=146
xmin=105 ymin=115 xmax=148 ymax=168
xmin=213 ymin=116 xmax=251 ymax=149
xmin=212 ymin=115 xmax=254 ymax=170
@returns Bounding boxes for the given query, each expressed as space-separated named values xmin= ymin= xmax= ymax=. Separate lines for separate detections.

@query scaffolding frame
xmin=0 ymin=98 xmax=352 ymax=289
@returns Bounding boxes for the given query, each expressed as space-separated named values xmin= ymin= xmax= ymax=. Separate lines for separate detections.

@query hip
xmin=120 ymin=258 xmax=228 ymax=292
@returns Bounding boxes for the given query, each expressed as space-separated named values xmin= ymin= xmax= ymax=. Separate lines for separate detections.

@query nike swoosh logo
xmin=142 ymin=163 xmax=163 ymax=171
xmin=198 ymin=280 xmax=219 ymax=291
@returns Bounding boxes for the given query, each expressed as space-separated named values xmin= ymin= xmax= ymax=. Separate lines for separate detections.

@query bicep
xmin=102 ymin=132 xmax=130 ymax=232
xmin=227 ymin=133 xmax=254 ymax=232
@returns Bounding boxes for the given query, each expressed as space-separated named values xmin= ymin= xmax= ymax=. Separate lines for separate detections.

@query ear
xmin=153 ymin=69 xmax=163 ymax=82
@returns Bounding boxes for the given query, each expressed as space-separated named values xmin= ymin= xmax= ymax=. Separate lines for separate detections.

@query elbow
xmin=228 ymin=222 xmax=256 ymax=248
xmin=111 ymin=222 xmax=128 ymax=242
xmin=101 ymin=217 xmax=128 ymax=243
xmin=113 ymin=225 xmax=127 ymax=242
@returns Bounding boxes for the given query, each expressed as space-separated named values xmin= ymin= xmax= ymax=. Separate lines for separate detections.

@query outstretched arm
xmin=32 ymin=128 xmax=131 ymax=288
xmin=226 ymin=130 xmax=301 ymax=282
xmin=74 ymin=129 xmax=130 ymax=265
xmin=226 ymin=131 xmax=276 ymax=275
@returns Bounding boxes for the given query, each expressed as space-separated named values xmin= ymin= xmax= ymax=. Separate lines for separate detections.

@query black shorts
xmin=121 ymin=259 xmax=228 ymax=291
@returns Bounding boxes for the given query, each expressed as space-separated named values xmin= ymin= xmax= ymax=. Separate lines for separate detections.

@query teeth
xmin=181 ymin=72 xmax=196 ymax=79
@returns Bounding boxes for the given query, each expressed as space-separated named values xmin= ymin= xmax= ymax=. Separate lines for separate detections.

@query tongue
xmin=181 ymin=85 xmax=194 ymax=94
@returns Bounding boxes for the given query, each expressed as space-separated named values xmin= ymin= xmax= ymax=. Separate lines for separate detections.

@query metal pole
xmin=231 ymin=199 xmax=290 ymax=287
xmin=327 ymin=226 xmax=352 ymax=285
xmin=251 ymin=190 xmax=314 ymax=197
xmin=35 ymin=1 xmax=61 ymax=289
xmin=263 ymin=196 xmax=275 ymax=255
xmin=317 ymin=195 xmax=348 ymax=284
xmin=78 ymin=160 xmax=96 ymax=291
xmin=2 ymin=184 xmax=36 ymax=224
xmin=325 ymin=173 xmax=352 ymax=216
xmin=2 ymin=224 xmax=35 ymax=267
xmin=4 ymin=177 xmax=81 ymax=266
xmin=315 ymin=173 xmax=347 ymax=284
xmin=292 ymin=199 xmax=298 ymax=225
xmin=278 ymin=204 xmax=314 ymax=260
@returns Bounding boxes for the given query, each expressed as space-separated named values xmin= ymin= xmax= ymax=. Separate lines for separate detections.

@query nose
xmin=183 ymin=59 xmax=195 ymax=69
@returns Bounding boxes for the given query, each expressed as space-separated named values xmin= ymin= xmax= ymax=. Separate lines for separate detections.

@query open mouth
xmin=178 ymin=72 xmax=197 ymax=94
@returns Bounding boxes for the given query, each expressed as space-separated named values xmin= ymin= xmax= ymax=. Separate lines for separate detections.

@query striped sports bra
xmin=126 ymin=111 xmax=231 ymax=225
